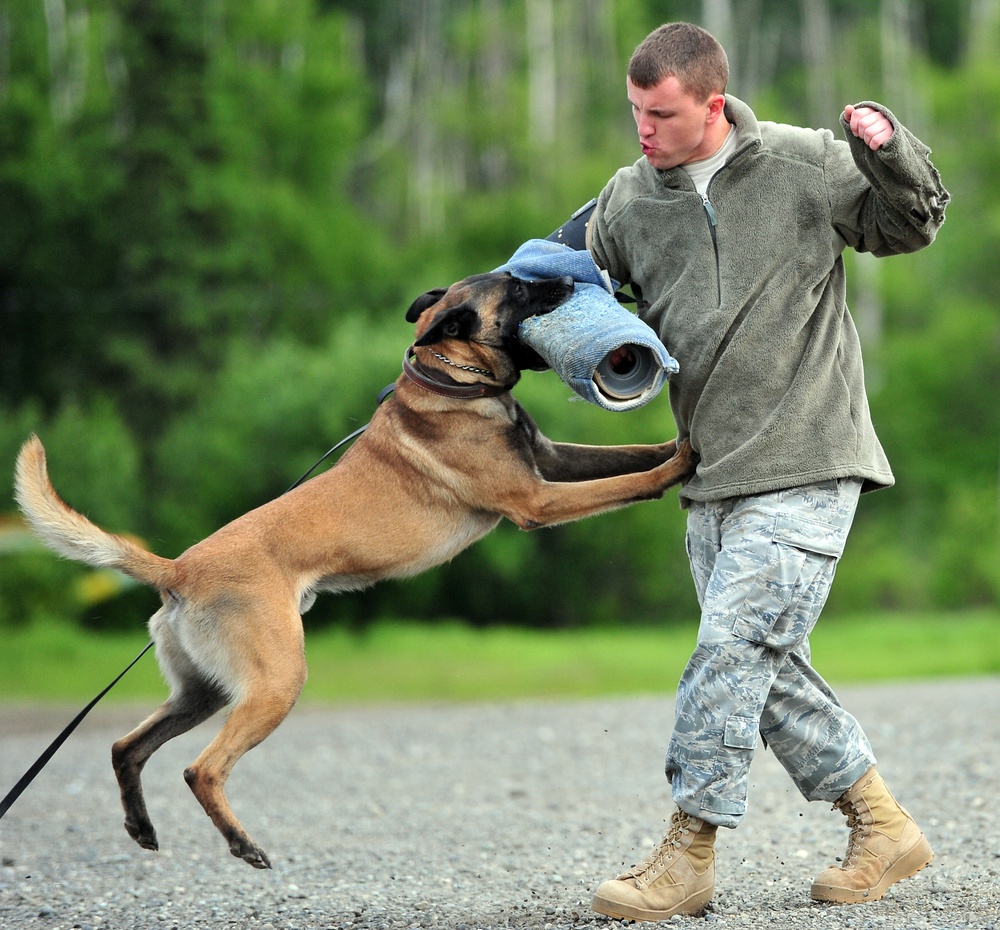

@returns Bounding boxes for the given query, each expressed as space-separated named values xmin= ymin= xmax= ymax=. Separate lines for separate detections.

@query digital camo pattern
xmin=666 ymin=479 xmax=876 ymax=828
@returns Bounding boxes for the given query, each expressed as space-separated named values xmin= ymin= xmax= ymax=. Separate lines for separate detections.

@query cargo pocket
xmin=731 ymin=514 xmax=848 ymax=652
xmin=724 ymin=714 xmax=758 ymax=751
xmin=701 ymin=715 xmax=759 ymax=819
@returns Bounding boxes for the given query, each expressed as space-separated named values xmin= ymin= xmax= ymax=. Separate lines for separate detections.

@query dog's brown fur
xmin=14 ymin=271 xmax=694 ymax=869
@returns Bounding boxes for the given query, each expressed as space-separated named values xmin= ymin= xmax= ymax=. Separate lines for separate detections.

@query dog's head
xmin=404 ymin=272 xmax=574 ymax=381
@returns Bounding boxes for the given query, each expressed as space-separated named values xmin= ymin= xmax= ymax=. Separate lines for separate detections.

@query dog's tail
xmin=14 ymin=435 xmax=176 ymax=591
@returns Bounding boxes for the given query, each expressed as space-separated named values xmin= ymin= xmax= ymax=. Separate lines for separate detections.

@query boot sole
xmin=810 ymin=834 xmax=934 ymax=904
xmin=592 ymin=887 xmax=713 ymax=922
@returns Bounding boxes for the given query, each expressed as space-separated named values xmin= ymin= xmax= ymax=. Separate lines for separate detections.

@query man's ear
xmin=405 ymin=287 xmax=448 ymax=323
xmin=413 ymin=305 xmax=478 ymax=347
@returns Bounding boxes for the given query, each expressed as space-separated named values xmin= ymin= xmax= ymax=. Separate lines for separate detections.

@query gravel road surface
xmin=1 ymin=677 xmax=998 ymax=930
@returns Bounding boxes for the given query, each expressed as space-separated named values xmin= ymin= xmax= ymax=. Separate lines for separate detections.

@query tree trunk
xmin=525 ymin=0 xmax=556 ymax=148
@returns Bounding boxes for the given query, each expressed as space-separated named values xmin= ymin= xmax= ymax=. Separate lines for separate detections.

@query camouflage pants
xmin=666 ymin=479 xmax=876 ymax=828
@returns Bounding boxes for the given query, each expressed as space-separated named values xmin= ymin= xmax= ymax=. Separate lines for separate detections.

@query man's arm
xmin=832 ymin=101 xmax=950 ymax=255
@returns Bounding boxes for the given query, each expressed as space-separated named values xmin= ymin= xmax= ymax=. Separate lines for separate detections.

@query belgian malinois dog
xmin=14 ymin=271 xmax=694 ymax=869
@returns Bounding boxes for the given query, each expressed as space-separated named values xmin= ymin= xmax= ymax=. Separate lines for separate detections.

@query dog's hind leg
xmin=111 ymin=609 xmax=228 ymax=852
xmin=112 ymin=678 xmax=228 ymax=852
xmin=182 ymin=615 xmax=308 ymax=869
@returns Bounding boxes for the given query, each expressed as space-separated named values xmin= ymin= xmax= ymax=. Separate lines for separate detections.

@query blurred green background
xmin=1 ymin=0 xmax=997 ymax=692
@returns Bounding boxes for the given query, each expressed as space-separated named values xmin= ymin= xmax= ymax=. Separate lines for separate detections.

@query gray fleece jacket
xmin=587 ymin=96 xmax=949 ymax=505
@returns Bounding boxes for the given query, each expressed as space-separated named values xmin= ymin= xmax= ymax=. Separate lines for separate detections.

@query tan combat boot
xmin=811 ymin=767 xmax=933 ymax=904
xmin=592 ymin=809 xmax=716 ymax=922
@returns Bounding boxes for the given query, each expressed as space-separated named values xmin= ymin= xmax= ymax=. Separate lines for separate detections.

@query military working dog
xmin=14 ymin=271 xmax=694 ymax=869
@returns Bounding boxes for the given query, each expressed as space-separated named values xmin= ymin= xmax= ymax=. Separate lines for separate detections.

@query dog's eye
xmin=444 ymin=322 xmax=460 ymax=337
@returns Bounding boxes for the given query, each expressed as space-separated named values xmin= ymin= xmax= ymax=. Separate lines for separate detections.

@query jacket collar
xmin=650 ymin=94 xmax=762 ymax=189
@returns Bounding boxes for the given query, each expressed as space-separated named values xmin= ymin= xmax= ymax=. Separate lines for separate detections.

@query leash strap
xmin=283 ymin=423 xmax=371 ymax=494
xmin=0 ymin=639 xmax=155 ymax=821
xmin=283 ymin=383 xmax=396 ymax=494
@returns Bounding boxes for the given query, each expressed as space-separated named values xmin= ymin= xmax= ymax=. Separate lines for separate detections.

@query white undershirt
xmin=682 ymin=126 xmax=737 ymax=197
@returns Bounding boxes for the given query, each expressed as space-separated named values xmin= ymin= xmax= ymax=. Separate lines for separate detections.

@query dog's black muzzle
xmin=506 ymin=275 xmax=575 ymax=370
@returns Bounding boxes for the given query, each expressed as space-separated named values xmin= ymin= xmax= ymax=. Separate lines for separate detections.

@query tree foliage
xmin=1 ymin=0 xmax=997 ymax=630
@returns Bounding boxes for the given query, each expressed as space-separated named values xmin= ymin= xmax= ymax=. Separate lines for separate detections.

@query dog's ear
xmin=413 ymin=305 xmax=478 ymax=347
xmin=405 ymin=288 xmax=448 ymax=323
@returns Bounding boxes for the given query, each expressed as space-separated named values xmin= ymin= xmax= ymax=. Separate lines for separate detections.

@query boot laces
xmin=833 ymin=795 xmax=873 ymax=868
xmin=622 ymin=811 xmax=694 ymax=886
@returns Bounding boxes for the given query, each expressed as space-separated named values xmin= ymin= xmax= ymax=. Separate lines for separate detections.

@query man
xmin=583 ymin=22 xmax=949 ymax=921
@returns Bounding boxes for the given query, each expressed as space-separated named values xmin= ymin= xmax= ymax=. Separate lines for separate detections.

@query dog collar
xmin=402 ymin=347 xmax=510 ymax=399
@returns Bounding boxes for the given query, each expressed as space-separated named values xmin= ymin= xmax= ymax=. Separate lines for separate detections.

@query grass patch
xmin=0 ymin=611 xmax=996 ymax=706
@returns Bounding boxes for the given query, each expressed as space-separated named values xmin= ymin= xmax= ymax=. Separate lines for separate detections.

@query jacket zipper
xmin=701 ymin=193 xmax=721 ymax=304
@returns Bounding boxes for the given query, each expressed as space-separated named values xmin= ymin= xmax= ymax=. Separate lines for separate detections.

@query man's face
xmin=627 ymin=75 xmax=721 ymax=170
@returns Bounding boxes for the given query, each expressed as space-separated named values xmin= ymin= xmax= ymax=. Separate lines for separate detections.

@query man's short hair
xmin=628 ymin=22 xmax=729 ymax=101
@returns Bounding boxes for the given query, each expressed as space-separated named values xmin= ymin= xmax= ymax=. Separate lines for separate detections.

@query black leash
xmin=284 ymin=383 xmax=395 ymax=493
xmin=283 ymin=423 xmax=370 ymax=494
xmin=0 ymin=382 xmax=397 ymax=823
xmin=0 ymin=639 xmax=154 ymax=821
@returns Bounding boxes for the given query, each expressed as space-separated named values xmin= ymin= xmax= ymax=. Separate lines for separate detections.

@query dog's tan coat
xmin=15 ymin=272 xmax=694 ymax=868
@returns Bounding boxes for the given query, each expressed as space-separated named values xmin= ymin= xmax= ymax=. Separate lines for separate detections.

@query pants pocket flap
xmin=723 ymin=715 xmax=758 ymax=750
xmin=773 ymin=514 xmax=846 ymax=559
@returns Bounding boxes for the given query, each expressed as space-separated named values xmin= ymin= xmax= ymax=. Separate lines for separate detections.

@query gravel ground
xmin=1 ymin=677 xmax=998 ymax=930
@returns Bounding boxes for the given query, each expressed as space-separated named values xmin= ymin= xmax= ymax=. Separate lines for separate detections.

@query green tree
xmin=2 ymin=0 xmax=996 ymax=630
